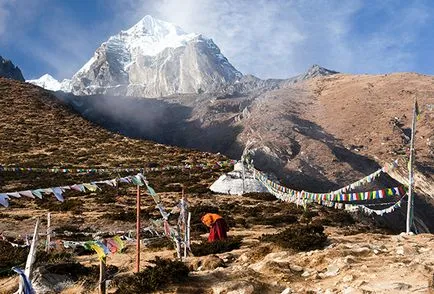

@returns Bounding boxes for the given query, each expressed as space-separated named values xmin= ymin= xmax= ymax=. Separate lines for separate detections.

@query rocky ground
xmin=0 ymin=76 xmax=433 ymax=293
xmin=0 ymin=191 xmax=433 ymax=293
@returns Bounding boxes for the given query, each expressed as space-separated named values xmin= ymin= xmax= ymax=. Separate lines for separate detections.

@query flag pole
xmin=135 ymin=185 xmax=141 ymax=272
xmin=406 ymin=99 xmax=417 ymax=234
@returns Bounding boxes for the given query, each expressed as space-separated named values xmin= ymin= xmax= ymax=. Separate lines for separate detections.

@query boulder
xmin=201 ymin=255 xmax=225 ymax=270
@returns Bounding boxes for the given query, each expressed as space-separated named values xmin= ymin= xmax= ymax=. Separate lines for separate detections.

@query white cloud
xmin=113 ymin=0 xmax=366 ymax=78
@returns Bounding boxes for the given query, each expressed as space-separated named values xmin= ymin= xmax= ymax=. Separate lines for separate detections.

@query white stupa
xmin=209 ymin=162 xmax=268 ymax=195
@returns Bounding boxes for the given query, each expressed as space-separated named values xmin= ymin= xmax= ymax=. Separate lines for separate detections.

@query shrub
xmin=326 ymin=210 xmax=355 ymax=226
xmin=11 ymin=214 xmax=32 ymax=221
xmin=261 ymin=224 xmax=327 ymax=251
xmin=243 ymin=192 xmax=276 ymax=202
xmin=0 ymin=241 xmax=28 ymax=277
xmin=191 ymin=237 xmax=242 ymax=256
xmin=38 ymin=198 xmax=83 ymax=213
xmin=102 ymin=210 xmax=150 ymax=222
xmin=35 ymin=251 xmax=74 ymax=266
xmin=114 ymin=258 xmax=189 ymax=293
xmin=146 ymin=237 xmax=174 ymax=251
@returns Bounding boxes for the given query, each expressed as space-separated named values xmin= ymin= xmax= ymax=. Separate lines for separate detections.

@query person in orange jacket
xmin=201 ymin=213 xmax=229 ymax=242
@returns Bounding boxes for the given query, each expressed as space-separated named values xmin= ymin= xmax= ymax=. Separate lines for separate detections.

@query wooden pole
xmin=19 ymin=218 xmax=40 ymax=294
xmin=46 ymin=212 xmax=51 ymax=253
xmin=187 ymin=212 xmax=191 ymax=250
xmin=242 ymin=162 xmax=246 ymax=195
xmin=406 ymin=99 xmax=417 ymax=234
xmin=135 ymin=185 xmax=140 ymax=273
xmin=182 ymin=188 xmax=188 ymax=259
xmin=99 ymin=256 xmax=106 ymax=294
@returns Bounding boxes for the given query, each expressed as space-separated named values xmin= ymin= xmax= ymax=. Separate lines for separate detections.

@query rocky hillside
xmin=55 ymin=70 xmax=434 ymax=233
xmin=0 ymin=56 xmax=24 ymax=81
xmin=29 ymin=15 xmax=241 ymax=97
xmin=0 ymin=77 xmax=232 ymax=198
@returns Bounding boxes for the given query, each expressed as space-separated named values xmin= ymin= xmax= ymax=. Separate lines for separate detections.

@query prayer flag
xmin=415 ymin=100 xmax=421 ymax=120
xmin=12 ymin=267 xmax=34 ymax=294
xmin=89 ymin=242 xmax=106 ymax=261
xmin=83 ymin=183 xmax=98 ymax=192
xmin=7 ymin=192 xmax=21 ymax=198
xmin=32 ymin=189 xmax=44 ymax=199
xmin=0 ymin=194 xmax=9 ymax=207
xmin=19 ymin=190 xmax=35 ymax=199
xmin=52 ymin=187 xmax=64 ymax=202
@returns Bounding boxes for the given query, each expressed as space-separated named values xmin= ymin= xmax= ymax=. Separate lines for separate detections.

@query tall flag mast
xmin=406 ymin=98 xmax=420 ymax=233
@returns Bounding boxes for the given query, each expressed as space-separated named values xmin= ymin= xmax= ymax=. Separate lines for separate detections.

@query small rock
xmin=350 ymin=247 xmax=370 ymax=255
xmin=238 ymin=253 xmax=249 ymax=263
xmin=344 ymin=255 xmax=356 ymax=264
xmin=419 ymin=247 xmax=431 ymax=253
xmin=301 ymin=271 xmax=310 ymax=277
xmin=402 ymin=244 xmax=418 ymax=255
xmin=396 ymin=246 xmax=404 ymax=255
xmin=213 ymin=281 xmax=255 ymax=294
xmin=343 ymin=286 xmax=363 ymax=294
xmin=324 ymin=263 xmax=340 ymax=277
xmin=281 ymin=288 xmax=292 ymax=294
xmin=342 ymin=274 xmax=354 ymax=282
xmin=392 ymin=282 xmax=411 ymax=290
xmin=290 ymin=264 xmax=303 ymax=272
xmin=354 ymin=280 xmax=367 ymax=287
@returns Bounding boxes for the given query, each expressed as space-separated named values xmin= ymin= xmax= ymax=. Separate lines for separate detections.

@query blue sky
xmin=1 ymin=0 xmax=433 ymax=80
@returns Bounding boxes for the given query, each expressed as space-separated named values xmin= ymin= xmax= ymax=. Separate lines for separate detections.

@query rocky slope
xmin=56 ymin=70 xmax=434 ymax=233
xmin=0 ymin=77 xmax=225 ymax=168
xmin=0 ymin=55 xmax=24 ymax=81
xmin=29 ymin=15 xmax=241 ymax=97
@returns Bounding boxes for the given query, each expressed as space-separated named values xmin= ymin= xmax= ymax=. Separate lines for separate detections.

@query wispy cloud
xmin=119 ymin=0 xmax=432 ymax=78
xmin=1 ymin=0 xmax=433 ymax=79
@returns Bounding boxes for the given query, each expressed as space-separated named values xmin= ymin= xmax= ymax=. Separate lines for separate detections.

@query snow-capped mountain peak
xmin=27 ymin=74 xmax=61 ymax=91
xmin=37 ymin=15 xmax=242 ymax=97
xmin=27 ymin=74 xmax=71 ymax=92
xmin=124 ymin=15 xmax=187 ymax=39
xmin=118 ymin=15 xmax=199 ymax=57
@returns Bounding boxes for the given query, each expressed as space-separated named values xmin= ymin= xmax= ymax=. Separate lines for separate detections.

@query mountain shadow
xmin=56 ymin=93 xmax=244 ymax=156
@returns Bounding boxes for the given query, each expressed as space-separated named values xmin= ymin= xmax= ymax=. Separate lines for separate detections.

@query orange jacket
xmin=201 ymin=213 xmax=222 ymax=227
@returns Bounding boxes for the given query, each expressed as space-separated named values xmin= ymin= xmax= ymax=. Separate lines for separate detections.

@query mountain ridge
xmin=0 ymin=55 xmax=25 ymax=82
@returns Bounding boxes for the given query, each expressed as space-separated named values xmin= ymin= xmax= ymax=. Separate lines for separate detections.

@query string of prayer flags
xmin=0 ymin=173 xmax=150 ymax=208
xmin=85 ymin=236 xmax=125 ymax=261
xmin=0 ymin=159 xmax=237 ymax=174
xmin=254 ymin=163 xmax=404 ymax=204
xmin=255 ymin=169 xmax=406 ymax=216
xmin=352 ymin=196 xmax=405 ymax=216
